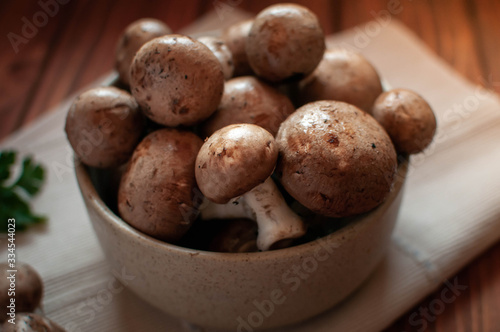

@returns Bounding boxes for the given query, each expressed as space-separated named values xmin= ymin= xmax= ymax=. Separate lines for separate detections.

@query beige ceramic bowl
xmin=75 ymin=157 xmax=407 ymax=330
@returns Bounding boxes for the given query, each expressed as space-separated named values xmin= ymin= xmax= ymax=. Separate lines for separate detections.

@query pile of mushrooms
xmin=65 ymin=3 xmax=437 ymax=253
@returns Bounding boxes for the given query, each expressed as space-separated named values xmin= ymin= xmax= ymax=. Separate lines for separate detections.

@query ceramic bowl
xmin=75 ymin=156 xmax=407 ymax=330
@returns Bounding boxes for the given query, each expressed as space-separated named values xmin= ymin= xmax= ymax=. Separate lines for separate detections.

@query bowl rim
xmin=75 ymin=154 xmax=408 ymax=262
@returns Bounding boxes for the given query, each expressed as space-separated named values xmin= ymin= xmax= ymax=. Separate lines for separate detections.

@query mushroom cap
xmin=64 ymin=86 xmax=144 ymax=168
xmin=276 ymin=100 xmax=397 ymax=218
xmin=372 ymin=88 xmax=437 ymax=154
xmin=115 ymin=18 xmax=172 ymax=86
xmin=298 ymin=48 xmax=383 ymax=112
xmin=195 ymin=124 xmax=278 ymax=204
xmin=0 ymin=263 xmax=43 ymax=321
xmin=221 ymin=19 xmax=254 ymax=76
xmin=197 ymin=36 xmax=234 ymax=80
xmin=2 ymin=313 xmax=65 ymax=332
xmin=130 ymin=34 xmax=224 ymax=127
xmin=246 ymin=3 xmax=325 ymax=82
xmin=201 ymin=76 xmax=295 ymax=137
xmin=118 ymin=128 xmax=203 ymax=242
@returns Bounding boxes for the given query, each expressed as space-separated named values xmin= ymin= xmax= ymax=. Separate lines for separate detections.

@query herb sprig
xmin=0 ymin=150 xmax=46 ymax=232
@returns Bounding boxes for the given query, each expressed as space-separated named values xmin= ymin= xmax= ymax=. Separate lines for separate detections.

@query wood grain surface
xmin=1 ymin=1 xmax=499 ymax=331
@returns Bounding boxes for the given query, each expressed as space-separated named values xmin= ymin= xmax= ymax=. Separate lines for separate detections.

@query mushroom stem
xmin=243 ymin=177 xmax=307 ymax=250
xmin=199 ymin=198 xmax=253 ymax=220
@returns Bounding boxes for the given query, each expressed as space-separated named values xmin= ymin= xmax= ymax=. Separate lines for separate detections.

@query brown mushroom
xmin=195 ymin=124 xmax=306 ymax=250
xmin=221 ymin=19 xmax=254 ymax=77
xmin=372 ymin=88 xmax=437 ymax=154
xmin=2 ymin=313 xmax=65 ymax=332
xmin=298 ymin=48 xmax=383 ymax=112
xmin=0 ymin=263 xmax=43 ymax=322
xmin=200 ymin=76 xmax=295 ymax=138
xmin=65 ymin=87 xmax=144 ymax=168
xmin=129 ymin=34 xmax=224 ymax=127
xmin=197 ymin=36 xmax=234 ymax=80
xmin=276 ymin=100 xmax=397 ymax=217
xmin=118 ymin=128 xmax=203 ymax=242
xmin=246 ymin=4 xmax=325 ymax=82
xmin=115 ymin=18 xmax=172 ymax=86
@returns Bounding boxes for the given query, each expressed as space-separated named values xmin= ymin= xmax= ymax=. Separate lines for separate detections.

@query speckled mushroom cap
xmin=197 ymin=36 xmax=234 ymax=80
xmin=115 ymin=18 xmax=172 ymax=86
xmin=118 ymin=129 xmax=203 ymax=242
xmin=246 ymin=4 xmax=325 ymax=82
xmin=195 ymin=124 xmax=278 ymax=204
xmin=372 ymin=88 xmax=437 ymax=154
xmin=298 ymin=48 xmax=383 ymax=112
xmin=276 ymin=100 xmax=397 ymax=218
xmin=65 ymin=86 xmax=144 ymax=168
xmin=130 ymin=34 xmax=224 ymax=127
xmin=221 ymin=19 xmax=254 ymax=76
xmin=201 ymin=76 xmax=295 ymax=137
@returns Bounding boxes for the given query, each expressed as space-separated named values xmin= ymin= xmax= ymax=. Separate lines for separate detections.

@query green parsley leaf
xmin=0 ymin=150 xmax=46 ymax=232
xmin=0 ymin=150 xmax=16 ymax=183
xmin=14 ymin=156 xmax=45 ymax=196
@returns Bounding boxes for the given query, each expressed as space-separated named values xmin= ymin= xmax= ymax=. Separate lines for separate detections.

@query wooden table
xmin=1 ymin=1 xmax=499 ymax=331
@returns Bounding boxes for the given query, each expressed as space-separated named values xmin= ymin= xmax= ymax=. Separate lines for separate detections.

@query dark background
xmin=1 ymin=0 xmax=499 ymax=331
